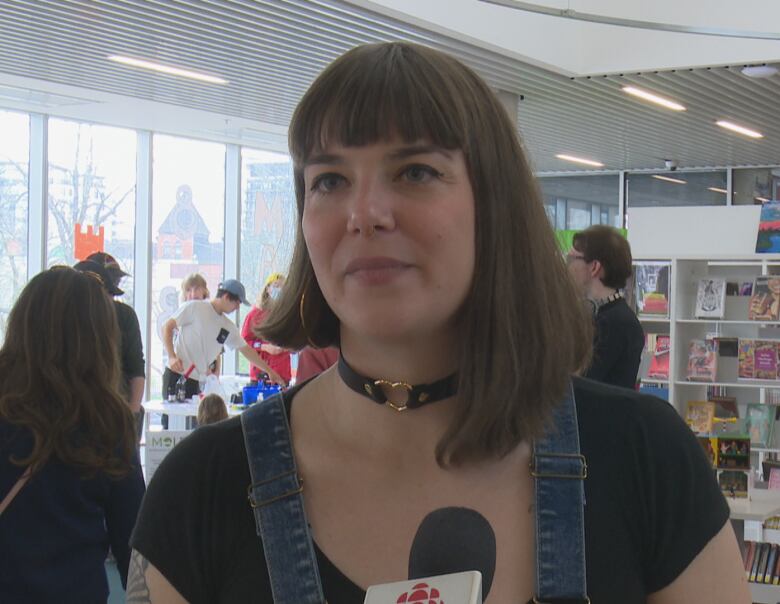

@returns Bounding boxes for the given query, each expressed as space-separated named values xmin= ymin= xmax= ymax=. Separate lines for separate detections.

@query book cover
xmin=647 ymin=334 xmax=670 ymax=380
xmin=686 ymin=338 xmax=718 ymax=382
xmin=751 ymin=542 xmax=765 ymax=582
xmin=756 ymin=201 xmax=780 ymax=253
xmin=746 ymin=403 xmax=776 ymax=447
xmin=686 ymin=401 xmax=715 ymax=434
xmin=749 ymin=276 xmax=780 ymax=321
xmin=718 ymin=469 xmax=748 ymax=498
xmin=638 ymin=385 xmax=669 ymax=401
xmin=709 ymin=395 xmax=739 ymax=419
xmin=765 ymin=545 xmax=778 ymax=583
xmin=697 ymin=436 xmax=717 ymax=467
xmin=739 ymin=338 xmax=757 ymax=379
xmin=744 ymin=541 xmax=756 ymax=579
xmin=634 ymin=261 xmax=671 ymax=317
xmin=717 ymin=437 xmax=751 ymax=469
xmin=755 ymin=341 xmax=779 ymax=380
xmin=695 ymin=278 xmax=726 ymax=318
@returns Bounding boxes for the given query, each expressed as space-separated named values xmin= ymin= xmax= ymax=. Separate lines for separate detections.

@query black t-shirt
xmin=585 ymin=297 xmax=645 ymax=389
xmin=115 ymin=300 xmax=145 ymax=398
xmin=131 ymin=378 xmax=728 ymax=603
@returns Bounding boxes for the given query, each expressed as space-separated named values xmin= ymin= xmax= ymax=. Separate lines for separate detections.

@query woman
xmin=129 ymin=43 xmax=748 ymax=603
xmin=180 ymin=272 xmax=210 ymax=302
xmin=0 ymin=267 xmax=145 ymax=602
xmin=241 ymin=272 xmax=292 ymax=385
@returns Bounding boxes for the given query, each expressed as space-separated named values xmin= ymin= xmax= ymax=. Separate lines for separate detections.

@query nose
xmin=346 ymin=178 xmax=396 ymax=237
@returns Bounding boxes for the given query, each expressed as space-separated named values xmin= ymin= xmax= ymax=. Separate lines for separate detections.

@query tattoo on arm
xmin=126 ymin=549 xmax=152 ymax=603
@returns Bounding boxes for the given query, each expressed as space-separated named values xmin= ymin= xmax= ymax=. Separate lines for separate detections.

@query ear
xmin=591 ymin=259 xmax=604 ymax=280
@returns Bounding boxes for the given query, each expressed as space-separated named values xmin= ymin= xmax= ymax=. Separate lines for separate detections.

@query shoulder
xmin=114 ymin=300 xmax=139 ymax=322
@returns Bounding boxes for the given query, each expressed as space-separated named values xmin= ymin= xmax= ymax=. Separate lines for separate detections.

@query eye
xmin=399 ymin=164 xmax=443 ymax=183
xmin=309 ymin=172 xmax=346 ymax=194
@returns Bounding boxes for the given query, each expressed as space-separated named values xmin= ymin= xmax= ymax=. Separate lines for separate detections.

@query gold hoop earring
xmin=299 ymin=290 xmax=318 ymax=348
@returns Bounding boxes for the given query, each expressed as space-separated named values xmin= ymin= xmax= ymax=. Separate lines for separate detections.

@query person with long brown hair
xmin=129 ymin=43 xmax=747 ymax=604
xmin=0 ymin=266 xmax=145 ymax=602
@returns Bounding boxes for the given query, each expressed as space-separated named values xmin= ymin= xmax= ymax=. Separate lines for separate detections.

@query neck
xmin=338 ymin=328 xmax=459 ymax=385
xmin=587 ymin=280 xmax=617 ymax=302
xmin=210 ymin=299 xmax=223 ymax=315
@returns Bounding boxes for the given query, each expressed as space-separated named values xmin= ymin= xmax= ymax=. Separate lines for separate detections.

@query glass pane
xmin=733 ymin=167 xmax=780 ymax=205
xmin=625 ymin=171 xmax=728 ymax=207
xmin=0 ymin=110 xmax=29 ymax=342
xmin=238 ymin=148 xmax=296 ymax=374
xmin=150 ymin=135 xmax=225 ymax=398
xmin=537 ymin=175 xmax=620 ymax=229
xmin=47 ymin=119 xmax=137 ymax=302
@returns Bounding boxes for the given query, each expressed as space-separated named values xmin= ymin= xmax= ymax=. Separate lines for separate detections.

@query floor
xmin=106 ymin=560 xmax=125 ymax=603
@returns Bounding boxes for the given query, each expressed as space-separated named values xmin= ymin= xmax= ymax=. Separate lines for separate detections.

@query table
xmin=143 ymin=398 xmax=244 ymax=431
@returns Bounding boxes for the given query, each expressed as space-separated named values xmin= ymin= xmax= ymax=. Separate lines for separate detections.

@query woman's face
xmin=185 ymin=286 xmax=209 ymax=301
xmin=266 ymin=277 xmax=285 ymax=302
xmin=302 ymin=138 xmax=475 ymax=343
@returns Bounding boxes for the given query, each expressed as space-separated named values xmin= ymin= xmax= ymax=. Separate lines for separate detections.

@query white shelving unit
xmin=636 ymin=254 xmax=780 ymax=603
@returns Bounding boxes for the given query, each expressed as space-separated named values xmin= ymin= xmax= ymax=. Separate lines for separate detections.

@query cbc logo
xmin=396 ymin=582 xmax=442 ymax=603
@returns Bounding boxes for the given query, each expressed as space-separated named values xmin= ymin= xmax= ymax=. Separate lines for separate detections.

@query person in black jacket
xmin=75 ymin=253 xmax=146 ymax=440
xmin=567 ymin=225 xmax=644 ymax=389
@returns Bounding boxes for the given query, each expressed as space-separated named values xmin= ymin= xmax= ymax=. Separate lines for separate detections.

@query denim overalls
xmin=241 ymin=383 xmax=589 ymax=604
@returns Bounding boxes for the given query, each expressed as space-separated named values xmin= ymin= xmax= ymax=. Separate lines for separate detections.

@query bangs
xmin=290 ymin=43 xmax=473 ymax=165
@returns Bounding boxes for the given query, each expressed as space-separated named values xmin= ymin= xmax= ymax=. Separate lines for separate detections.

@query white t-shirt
xmin=172 ymin=300 xmax=246 ymax=381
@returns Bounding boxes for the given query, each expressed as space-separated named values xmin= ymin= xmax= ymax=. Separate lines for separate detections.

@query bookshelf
xmin=635 ymin=254 xmax=780 ymax=601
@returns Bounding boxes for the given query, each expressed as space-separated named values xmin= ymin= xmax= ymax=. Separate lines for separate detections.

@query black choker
xmin=337 ymin=354 xmax=458 ymax=412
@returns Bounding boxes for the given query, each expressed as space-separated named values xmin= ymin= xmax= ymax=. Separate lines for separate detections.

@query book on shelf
xmin=638 ymin=384 xmax=669 ymax=401
xmin=748 ymin=276 xmax=780 ymax=321
xmin=745 ymin=541 xmax=756 ymax=580
xmin=768 ymin=467 xmax=780 ymax=489
xmin=646 ymin=334 xmax=670 ymax=380
xmin=738 ymin=338 xmax=780 ymax=381
xmin=685 ymin=401 xmax=715 ymax=434
xmin=717 ymin=436 xmax=751 ymax=469
xmin=634 ymin=261 xmax=670 ymax=317
xmin=715 ymin=337 xmax=738 ymax=358
xmin=695 ymin=278 xmax=726 ymax=319
xmin=717 ymin=469 xmax=748 ymax=499
xmin=765 ymin=544 xmax=779 ymax=584
xmin=746 ymin=403 xmax=776 ymax=448
xmin=756 ymin=200 xmax=780 ymax=254
xmin=708 ymin=395 xmax=739 ymax=419
xmin=750 ymin=542 xmax=764 ymax=582
xmin=686 ymin=338 xmax=718 ymax=382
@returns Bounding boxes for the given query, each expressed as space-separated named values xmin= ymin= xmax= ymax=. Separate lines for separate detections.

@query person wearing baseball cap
xmin=161 ymin=278 xmax=286 ymax=402
xmin=73 ymin=256 xmax=146 ymax=440
xmin=86 ymin=251 xmax=130 ymax=296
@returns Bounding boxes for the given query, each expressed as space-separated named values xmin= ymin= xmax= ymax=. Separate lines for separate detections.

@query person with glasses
xmin=567 ymin=225 xmax=645 ymax=389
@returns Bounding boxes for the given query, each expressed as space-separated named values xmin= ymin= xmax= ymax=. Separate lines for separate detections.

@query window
xmin=150 ymin=135 xmax=225 ymax=396
xmin=732 ymin=167 xmax=780 ymax=205
xmin=625 ymin=170 xmax=728 ymax=208
xmin=537 ymin=175 xmax=620 ymax=230
xmin=238 ymin=148 xmax=296 ymax=374
xmin=0 ymin=110 xmax=29 ymax=341
xmin=46 ymin=118 xmax=137 ymax=302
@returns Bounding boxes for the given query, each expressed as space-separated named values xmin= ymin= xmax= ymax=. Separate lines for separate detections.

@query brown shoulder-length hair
xmin=197 ymin=394 xmax=229 ymax=426
xmin=262 ymin=42 xmax=592 ymax=466
xmin=0 ymin=267 xmax=135 ymax=477
xmin=572 ymin=225 xmax=633 ymax=289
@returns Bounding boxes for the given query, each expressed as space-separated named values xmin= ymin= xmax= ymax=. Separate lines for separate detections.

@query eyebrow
xmin=304 ymin=145 xmax=453 ymax=167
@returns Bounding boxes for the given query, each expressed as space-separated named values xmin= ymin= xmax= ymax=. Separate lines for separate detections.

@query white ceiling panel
xmin=0 ymin=0 xmax=778 ymax=172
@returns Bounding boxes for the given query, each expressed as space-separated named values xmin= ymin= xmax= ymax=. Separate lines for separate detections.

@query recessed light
xmin=716 ymin=120 xmax=763 ymax=139
xmin=107 ymin=55 xmax=228 ymax=85
xmin=756 ymin=196 xmax=771 ymax=203
xmin=741 ymin=65 xmax=778 ymax=79
xmin=555 ymin=154 xmax=604 ymax=167
xmin=652 ymin=175 xmax=687 ymax=185
xmin=622 ymin=86 xmax=686 ymax=111
xmin=708 ymin=187 xmax=728 ymax=194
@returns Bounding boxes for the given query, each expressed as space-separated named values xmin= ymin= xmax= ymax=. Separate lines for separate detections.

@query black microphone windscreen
xmin=408 ymin=506 xmax=496 ymax=600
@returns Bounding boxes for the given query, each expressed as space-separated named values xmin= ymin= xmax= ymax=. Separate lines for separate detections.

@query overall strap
xmin=529 ymin=381 xmax=589 ymax=604
xmin=241 ymin=394 xmax=325 ymax=604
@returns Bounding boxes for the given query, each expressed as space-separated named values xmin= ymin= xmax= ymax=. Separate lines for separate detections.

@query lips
xmin=344 ymin=256 xmax=412 ymax=284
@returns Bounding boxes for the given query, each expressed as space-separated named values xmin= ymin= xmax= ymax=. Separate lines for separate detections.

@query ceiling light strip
xmin=107 ymin=55 xmax=229 ymax=84
xmin=555 ymin=154 xmax=604 ymax=167
xmin=716 ymin=120 xmax=764 ymax=139
xmin=622 ymin=86 xmax=686 ymax=111
xmin=652 ymin=175 xmax=687 ymax=185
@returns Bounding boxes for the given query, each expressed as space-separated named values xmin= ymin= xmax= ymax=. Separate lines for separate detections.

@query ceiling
xmin=0 ymin=0 xmax=779 ymax=172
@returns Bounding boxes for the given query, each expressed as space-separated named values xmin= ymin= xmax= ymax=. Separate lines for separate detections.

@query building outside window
xmin=537 ymin=174 xmax=620 ymax=230
xmin=732 ymin=167 xmax=780 ymax=205
xmin=625 ymin=170 xmax=728 ymax=208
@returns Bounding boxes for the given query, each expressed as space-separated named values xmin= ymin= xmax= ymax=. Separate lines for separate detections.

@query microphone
xmin=364 ymin=507 xmax=497 ymax=604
